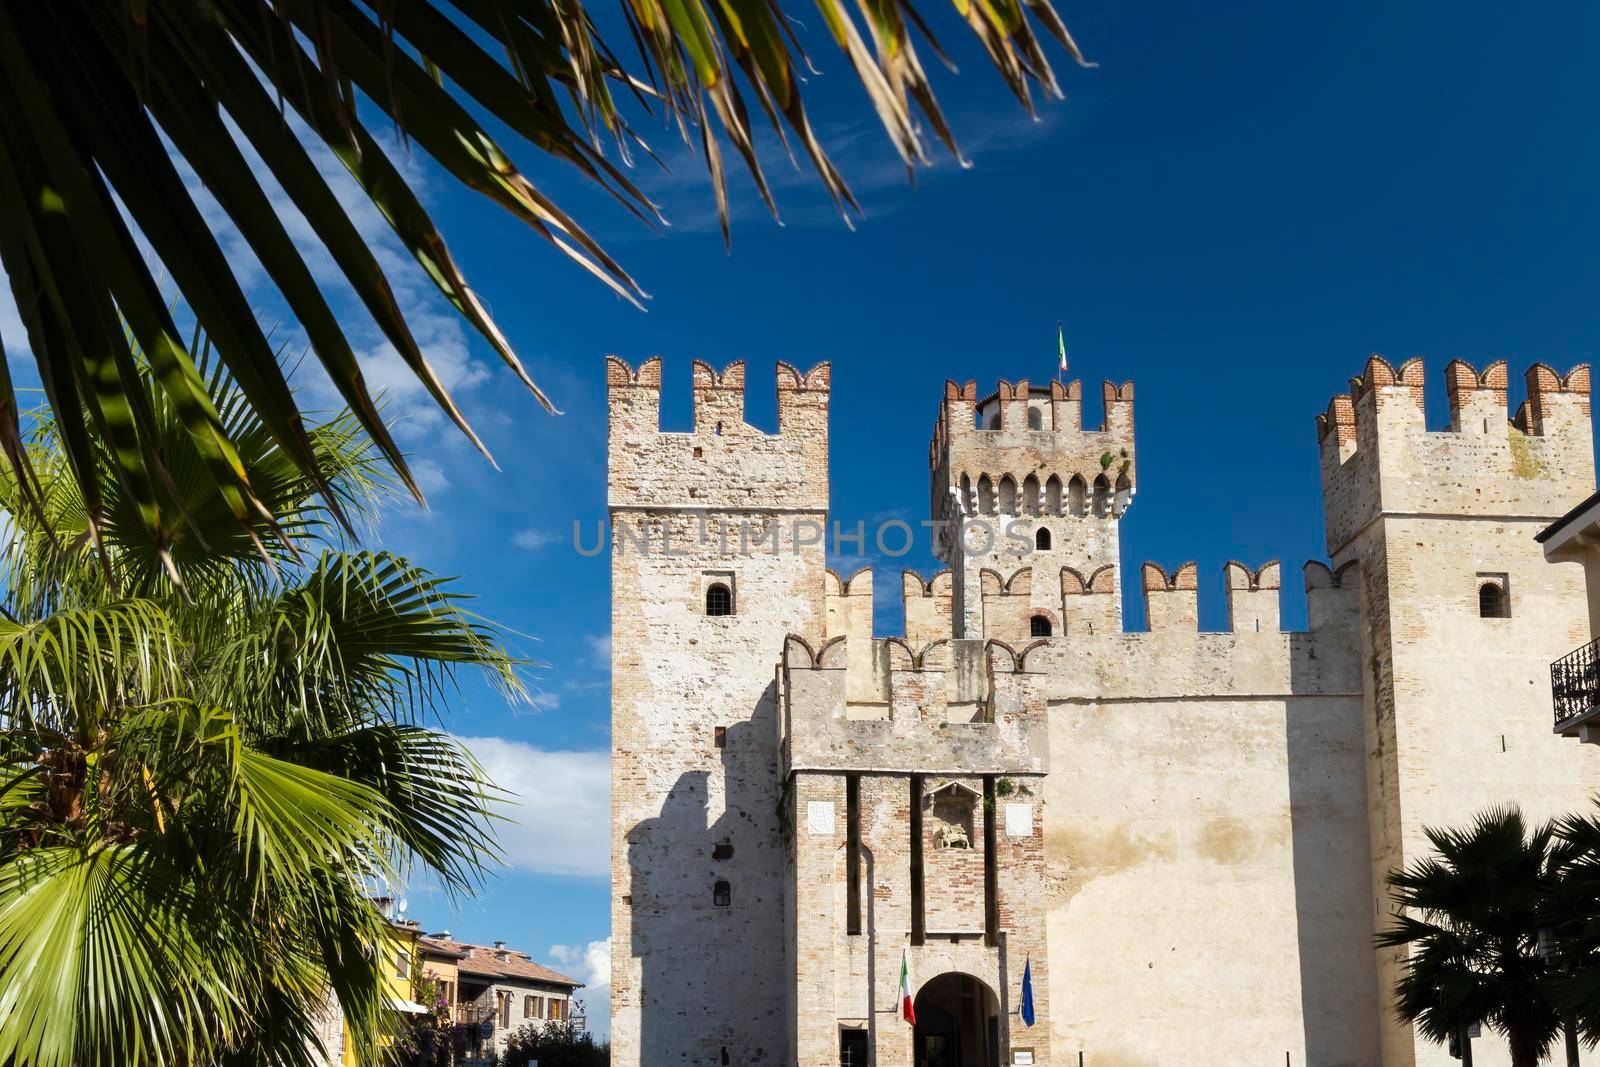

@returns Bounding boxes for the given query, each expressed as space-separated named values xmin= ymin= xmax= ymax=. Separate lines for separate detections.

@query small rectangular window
xmin=702 ymin=571 xmax=736 ymax=616
xmin=714 ymin=726 xmax=727 ymax=748
xmin=395 ymin=948 xmax=408 ymax=979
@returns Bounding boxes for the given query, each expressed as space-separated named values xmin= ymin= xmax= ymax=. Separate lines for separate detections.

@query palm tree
xmin=0 ymin=0 xmax=1091 ymax=548
xmin=1377 ymin=806 xmax=1566 ymax=1067
xmin=0 ymin=349 xmax=525 ymax=1067
xmin=1542 ymin=807 xmax=1600 ymax=1063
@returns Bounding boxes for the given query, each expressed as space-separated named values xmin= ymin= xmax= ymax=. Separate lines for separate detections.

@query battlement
xmin=800 ymin=558 xmax=1361 ymax=731
xmin=1316 ymin=356 xmax=1594 ymax=555
xmin=934 ymin=378 xmax=1134 ymax=442
xmin=823 ymin=560 xmax=1354 ymax=652
xmin=607 ymin=356 xmax=829 ymax=511
xmin=929 ymin=377 xmax=1136 ymax=527
xmin=779 ymin=634 xmax=1050 ymax=778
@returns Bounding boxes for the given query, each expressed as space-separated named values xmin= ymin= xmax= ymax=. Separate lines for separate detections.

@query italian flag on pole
xmin=899 ymin=949 xmax=916 ymax=1025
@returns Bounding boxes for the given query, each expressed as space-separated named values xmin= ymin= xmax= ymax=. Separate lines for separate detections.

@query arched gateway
xmin=913 ymin=972 xmax=1001 ymax=1067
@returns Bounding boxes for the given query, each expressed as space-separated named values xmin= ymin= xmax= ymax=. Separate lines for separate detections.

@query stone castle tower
xmin=1320 ymin=357 xmax=1598 ymax=1067
xmin=608 ymin=354 xmax=1600 ymax=1067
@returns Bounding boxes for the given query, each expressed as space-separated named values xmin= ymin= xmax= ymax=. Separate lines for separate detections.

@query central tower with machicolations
xmin=930 ymin=379 xmax=1133 ymax=642
xmin=608 ymin=352 xmax=1600 ymax=1067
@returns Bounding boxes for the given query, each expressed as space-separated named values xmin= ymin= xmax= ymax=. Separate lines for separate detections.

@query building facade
xmin=608 ymin=355 xmax=1600 ymax=1066
xmin=417 ymin=935 xmax=583 ymax=1062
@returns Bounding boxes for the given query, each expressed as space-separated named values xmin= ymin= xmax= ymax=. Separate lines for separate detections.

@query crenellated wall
xmin=607 ymin=356 xmax=830 ymax=512
xmin=1318 ymin=357 xmax=1592 ymax=555
xmin=781 ymin=635 xmax=1051 ymax=776
xmin=781 ymin=634 xmax=1051 ymax=1066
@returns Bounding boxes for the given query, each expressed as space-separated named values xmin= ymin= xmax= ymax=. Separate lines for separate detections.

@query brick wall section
xmin=902 ymin=571 xmax=954 ymax=648
xmin=782 ymin=640 xmax=1051 ymax=1065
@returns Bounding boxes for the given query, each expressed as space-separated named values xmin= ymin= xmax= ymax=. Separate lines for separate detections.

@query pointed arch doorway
xmin=913 ymin=972 xmax=1001 ymax=1067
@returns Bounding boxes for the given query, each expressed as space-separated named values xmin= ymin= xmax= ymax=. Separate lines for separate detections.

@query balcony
xmin=1552 ymin=637 xmax=1600 ymax=740
xmin=453 ymin=1004 xmax=497 ymax=1028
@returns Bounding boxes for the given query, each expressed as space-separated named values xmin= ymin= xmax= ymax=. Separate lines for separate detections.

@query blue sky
xmin=6 ymin=0 xmax=1600 ymax=1040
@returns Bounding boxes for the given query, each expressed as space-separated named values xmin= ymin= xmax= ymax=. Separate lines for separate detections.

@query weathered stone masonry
xmin=609 ymin=354 xmax=1600 ymax=1067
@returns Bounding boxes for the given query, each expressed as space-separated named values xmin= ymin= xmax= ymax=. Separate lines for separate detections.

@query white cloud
xmin=455 ymin=736 xmax=609 ymax=879
xmin=548 ymin=938 xmax=611 ymax=1040
xmin=513 ymin=528 xmax=562 ymax=552
xmin=584 ymin=634 xmax=612 ymax=664
xmin=549 ymin=937 xmax=610 ymax=987
xmin=410 ymin=458 xmax=451 ymax=495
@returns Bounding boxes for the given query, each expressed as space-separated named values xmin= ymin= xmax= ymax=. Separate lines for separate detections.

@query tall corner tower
xmin=930 ymin=377 xmax=1135 ymax=638
xmin=1317 ymin=356 xmax=1600 ymax=1067
xmin=607 ymin=356 xmax=830 ymax=1066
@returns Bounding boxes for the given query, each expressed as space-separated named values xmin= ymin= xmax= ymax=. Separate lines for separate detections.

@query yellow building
xmin=336 ymin=907 xmax=428 ymax=1067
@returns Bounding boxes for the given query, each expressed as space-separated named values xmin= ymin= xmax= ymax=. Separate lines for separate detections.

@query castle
xmin=607 ymin=354 xmax=1600 ymax=1067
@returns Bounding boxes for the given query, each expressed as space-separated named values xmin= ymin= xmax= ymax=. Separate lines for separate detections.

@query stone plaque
xmin=806 ymin=801 xmax=836 ymax=835
xmin=1005 ymin=803 xmax=1033 ymax=838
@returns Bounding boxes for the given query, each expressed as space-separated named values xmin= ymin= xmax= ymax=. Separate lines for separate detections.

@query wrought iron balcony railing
xmin=1552 ymin=637 xmax=1600 ymax=728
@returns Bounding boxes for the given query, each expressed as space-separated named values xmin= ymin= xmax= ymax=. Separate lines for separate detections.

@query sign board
xmin=806 ymin=801 xmax=836 ymax=835
xmin=1005 ymin=803 xmax=1033 ymax=838
xmin=1012 ymin=1050 xmax=1035 ymax=1065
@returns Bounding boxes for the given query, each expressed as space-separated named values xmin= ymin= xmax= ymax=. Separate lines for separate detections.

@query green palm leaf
xmin=0 ymin=370 xmax=526 ymax=1067
xmin=0 ymin=0 xmax=1088 ymax=560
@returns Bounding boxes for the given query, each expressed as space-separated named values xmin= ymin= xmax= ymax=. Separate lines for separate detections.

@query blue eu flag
xmin=1020 ymin=957 xmax=1035 ymax=1027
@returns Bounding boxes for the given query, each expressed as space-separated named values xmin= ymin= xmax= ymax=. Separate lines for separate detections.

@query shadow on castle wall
xmin=626 ymin=682 xmax=784 ymax=1064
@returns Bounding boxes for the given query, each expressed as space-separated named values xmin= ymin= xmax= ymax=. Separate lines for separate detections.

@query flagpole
xmin=1056 ymin=320 xmax=1063 ymax=387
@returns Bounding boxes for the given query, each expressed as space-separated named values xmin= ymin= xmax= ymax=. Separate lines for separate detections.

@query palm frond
xmin=0 ymin=846 xmax=249 ymax=1067
xmin=0 ymin=387 xmax=526 ymax=1066
xmin=1378 ymin=805 xmax=1564 ymax=1061
xmin=0 ymin=0 xmax=1089 ymax=549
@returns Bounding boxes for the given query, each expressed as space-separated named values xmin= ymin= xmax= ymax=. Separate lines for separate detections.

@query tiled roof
xmin=417 ymin=937 xmax=582 ymax=988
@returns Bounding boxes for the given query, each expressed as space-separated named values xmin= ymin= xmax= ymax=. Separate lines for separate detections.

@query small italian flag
xmin=899 ymin=948 xmax=916 ymax=1025
xmin=1057 ymin=321 xmax=1068 ymax=375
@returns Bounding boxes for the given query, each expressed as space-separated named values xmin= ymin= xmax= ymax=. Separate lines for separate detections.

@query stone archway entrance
xmin=913 ymin=972 xmax=1001 ymax=1067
